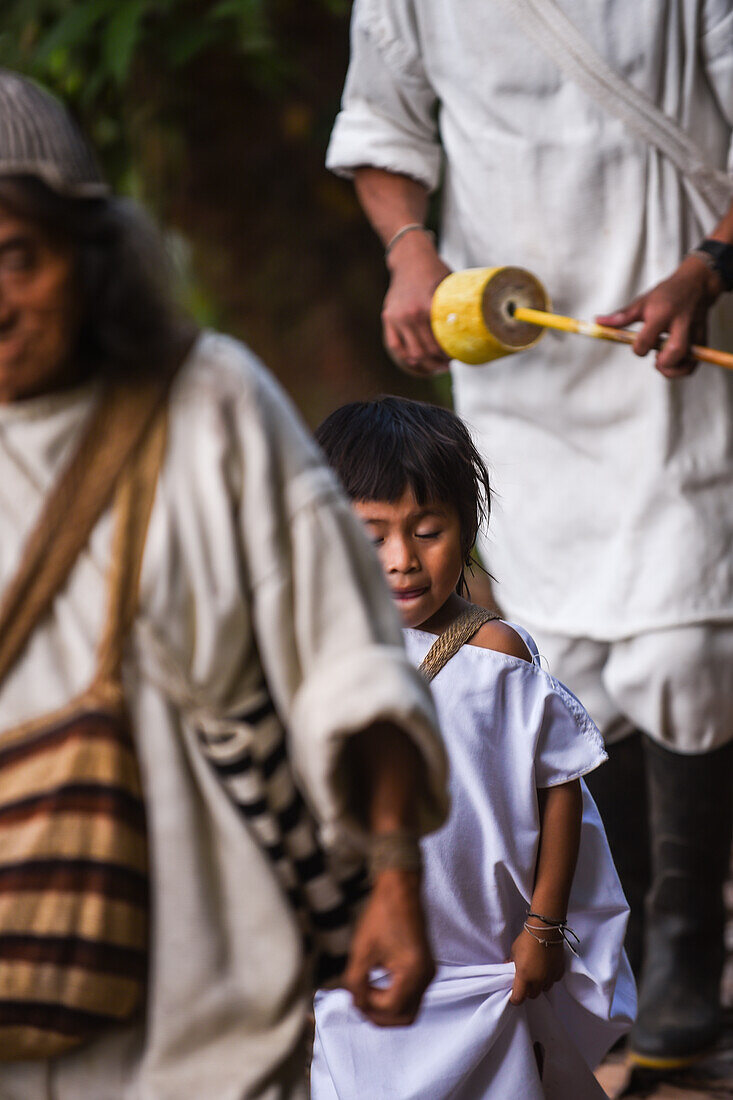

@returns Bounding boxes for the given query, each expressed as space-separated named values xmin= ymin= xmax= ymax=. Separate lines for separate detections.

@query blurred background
xmin=0 ymin=0 xmax=446 ymax=425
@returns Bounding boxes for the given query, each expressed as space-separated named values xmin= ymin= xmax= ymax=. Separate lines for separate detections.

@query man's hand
xmin=509 ymin=928 xmax=565 ymax=1005
xmin=342 ymin=868 xmax=434 ymax=1026
xmin=383 ymin=233 xmax=452 ymax=377
xmin=597 ymin=254 xmax=723 ymax=378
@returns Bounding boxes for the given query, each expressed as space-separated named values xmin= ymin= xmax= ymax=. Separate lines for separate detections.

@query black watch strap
xmin=689 ymin=238 xmax=733 ymax=292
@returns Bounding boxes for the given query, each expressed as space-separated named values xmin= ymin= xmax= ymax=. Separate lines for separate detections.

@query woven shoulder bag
xmin=0 ymin=374 xmax=172 ymax=1061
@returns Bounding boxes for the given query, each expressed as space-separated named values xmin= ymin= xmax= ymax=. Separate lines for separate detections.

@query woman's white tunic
xmin=327 ymin=0 xmax=733 ymax=640
xmin=312 ymin=628 xmax=635 ymax=1099
xmin=0 ymin=334 xmax=447 ymax=1100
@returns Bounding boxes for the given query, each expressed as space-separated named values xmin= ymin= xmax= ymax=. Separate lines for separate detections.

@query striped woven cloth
xmin=198 ymin=688 xmax=368 ymax=985
xmin=0 ymin=696 xmax=148 ymax=1060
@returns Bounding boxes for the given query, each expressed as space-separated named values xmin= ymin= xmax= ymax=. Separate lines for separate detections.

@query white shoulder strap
xmin=497 ymin=0 xmax=733 ymax=226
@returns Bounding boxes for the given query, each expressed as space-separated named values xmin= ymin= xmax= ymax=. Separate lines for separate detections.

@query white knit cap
xmin=0 ymin=69 xmax=109 ymax=197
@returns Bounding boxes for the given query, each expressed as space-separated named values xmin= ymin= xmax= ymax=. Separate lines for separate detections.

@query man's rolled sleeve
xmin=289 ymin=641 xmax=447 ymax=850
xmin=326 ymin=9 xmax=441 ymax=192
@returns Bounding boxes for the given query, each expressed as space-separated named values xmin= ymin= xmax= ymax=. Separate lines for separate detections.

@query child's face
xmin=354 ymin=488 xmax=464 ymax=630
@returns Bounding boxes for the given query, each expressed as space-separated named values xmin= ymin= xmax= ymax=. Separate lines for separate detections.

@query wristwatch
xmin=687 ymin=238 xmax=733 ymax=292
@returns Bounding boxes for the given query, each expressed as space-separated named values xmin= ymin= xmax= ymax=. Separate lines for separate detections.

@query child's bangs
xmin=315 ymin=397 xmax=491 ymax=557
xmin=325 ymin=410 xmax=454 ymax=507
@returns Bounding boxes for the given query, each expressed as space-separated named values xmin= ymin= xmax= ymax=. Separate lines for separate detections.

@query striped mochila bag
xmin=0 ymin=368 xmax=177 ymax=1060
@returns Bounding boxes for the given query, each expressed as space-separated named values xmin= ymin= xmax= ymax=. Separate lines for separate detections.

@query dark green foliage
xmin=0 ymin=0 xmax=348 ymax=184
xmin=0 ymin=1 xmax=439 ymax=420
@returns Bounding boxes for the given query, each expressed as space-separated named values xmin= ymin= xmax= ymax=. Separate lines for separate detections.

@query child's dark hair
xmin=315 ymin=396 xmax=491 ymax=595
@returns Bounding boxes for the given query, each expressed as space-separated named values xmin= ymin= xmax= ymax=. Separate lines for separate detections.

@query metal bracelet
xmin=368 ymin=830 xmax=422 ymax=879
xmin=524 ymin=913 xmax=581 ymax=957
xmin=384 ymin=223 xmax=436 ymax=259
xmin=523 ymin=921 xmax=564 ymax=948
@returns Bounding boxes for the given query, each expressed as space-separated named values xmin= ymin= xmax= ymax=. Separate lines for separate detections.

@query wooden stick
xmin=513 ymin=305 xmax=733 ymax=371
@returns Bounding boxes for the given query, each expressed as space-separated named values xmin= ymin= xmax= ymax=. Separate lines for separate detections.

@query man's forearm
xmin=354 ymin=168 xmax=431 ymax=249
xmin=681 ymin=198 xmax=733 ymax=298
xmin=353 ymin=167 xmax=450 ymax=375
xmin=349 ymin=720 xmax=425 ymax=835
xmin=341 ymin=722 xmax=434 ymax=1025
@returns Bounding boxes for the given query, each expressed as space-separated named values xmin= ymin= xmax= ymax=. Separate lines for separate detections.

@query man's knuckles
xmin=383 ymin=309 xmax=430 ymax=331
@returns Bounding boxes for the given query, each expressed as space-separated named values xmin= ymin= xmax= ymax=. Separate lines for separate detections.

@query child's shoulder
xmin=468 ymin=618 xmax=533 ymax=663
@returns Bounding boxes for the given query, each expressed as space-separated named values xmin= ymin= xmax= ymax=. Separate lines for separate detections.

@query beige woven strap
xmin=418 ymin=606 xmax=500 ymax=683
xmin=94 ymin=407 xmax=168 ymax=686
xmin=0 ymin=341 xmax=191 ymax=688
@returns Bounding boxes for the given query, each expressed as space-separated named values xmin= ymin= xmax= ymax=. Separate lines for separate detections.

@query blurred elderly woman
xmin=0 ymin=71 xmax=446 ymax=1099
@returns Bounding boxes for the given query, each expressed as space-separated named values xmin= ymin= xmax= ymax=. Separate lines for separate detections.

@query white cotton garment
xmin=0 ymin=334 xmax=447 ymax=1100
xmin=327 ymin=0 xmax=733 ymax=640
xmin=524 ymin=618 xmax=733 ymax=751
xmin=312 ymin=628 xmax=635 ymax=1099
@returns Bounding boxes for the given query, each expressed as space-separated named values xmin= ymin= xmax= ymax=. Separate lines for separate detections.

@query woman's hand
xmin=339 ymin=723 xmax=435 ymax=1024
xmin=596 ymin=255 xmax=723 ymax=378
xmin=383 ymin=233 xmax=452 ymax=377
xmin=509 ymin=926 xmax=565 ymax=1005
xmin=342 ymin=868 xmax=434 ymax=1026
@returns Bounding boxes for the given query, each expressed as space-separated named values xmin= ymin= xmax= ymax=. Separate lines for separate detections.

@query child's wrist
xmin=526 ymin=908 xmax=566 ymax=927
xmin=522 ymin=911 xmax=581 ymax=956
xmin=523 ymin=921 xmax=565 ymax=947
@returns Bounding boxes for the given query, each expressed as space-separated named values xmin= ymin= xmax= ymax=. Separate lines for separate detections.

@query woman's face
xmin=0 ymin=203 xmax=79 ymax=403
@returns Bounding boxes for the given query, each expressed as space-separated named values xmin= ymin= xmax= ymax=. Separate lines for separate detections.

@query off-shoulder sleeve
xmin=533 ymin=675 xmax=607 ymax=788
xmin=326 ymin=0 xmax=442 ymax=191
xmin=235 ymin=354 xmax=448 ymax=848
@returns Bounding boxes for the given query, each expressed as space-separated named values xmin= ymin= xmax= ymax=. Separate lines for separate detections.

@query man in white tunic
xmin=0 ymin=71 xmax=448 ymax=1097
xmin=327 ymin=0 xmax=733 ymax=1068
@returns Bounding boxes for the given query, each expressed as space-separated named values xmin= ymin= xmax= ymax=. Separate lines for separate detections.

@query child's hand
xmin=509 ymin=927 xmax=565 ymax=1005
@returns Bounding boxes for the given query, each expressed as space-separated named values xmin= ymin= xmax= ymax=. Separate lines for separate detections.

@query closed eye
xmin=0 ymin=240 xmax=36 ymax=273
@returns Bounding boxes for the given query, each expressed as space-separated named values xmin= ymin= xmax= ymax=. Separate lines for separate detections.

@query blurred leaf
xmin=164 ymin=20 xmax=221 ymax=68
xmin=210 ymin=0 xmax=260 ymax=18
xmin=102 ymin=0 xmax=147 ymax=84
xmin=0 ymin=0 xmax=352 ymax=183
xmin=210 ymin=0 xmax=273 ymax=57
xmin=33 ymin=0 xmax=112 ymax=65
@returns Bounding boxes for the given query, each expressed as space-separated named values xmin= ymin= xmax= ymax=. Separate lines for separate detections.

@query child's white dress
xmin=312 ymin=626 xmax=636 ymax=1099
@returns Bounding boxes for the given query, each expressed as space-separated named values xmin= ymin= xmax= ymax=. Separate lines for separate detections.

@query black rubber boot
xmin=629 ymin=737 xmax=733 ymax=1069
xmin=584 ymin=731 xmax=650 ymax=977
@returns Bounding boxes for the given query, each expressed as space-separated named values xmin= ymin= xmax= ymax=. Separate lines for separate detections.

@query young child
xmin=311 ymin=397 xmax=635 ymax=1099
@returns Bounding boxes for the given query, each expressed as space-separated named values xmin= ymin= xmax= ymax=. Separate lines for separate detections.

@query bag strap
xmin=0 ymin=339 xmax=193 ymax=687
xmin=93 ymin=405 xmax=168 ymax=687
xmin=418 ymin=606 xmax=499 ymax=683
xmin=497 ymin=0 xmax=733 ymax=225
